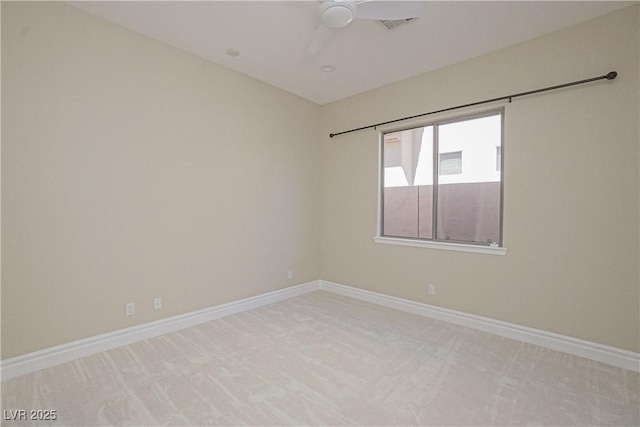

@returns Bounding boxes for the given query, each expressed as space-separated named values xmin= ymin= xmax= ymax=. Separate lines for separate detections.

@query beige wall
xmin=1 ymin=2 xmax=321 ymax=358
xmin=2 ymin=2 xmax=639 ymax=361
xmin=320 ymin=6 xmax=640 ymax=352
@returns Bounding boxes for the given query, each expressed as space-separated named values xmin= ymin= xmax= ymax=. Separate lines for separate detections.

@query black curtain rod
xmin=329 ymin=71 xmax=618 ymax=138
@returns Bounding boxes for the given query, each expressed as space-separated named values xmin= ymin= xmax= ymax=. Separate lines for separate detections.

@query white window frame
xmin=374 ymin=108 xmax=507 ymax=256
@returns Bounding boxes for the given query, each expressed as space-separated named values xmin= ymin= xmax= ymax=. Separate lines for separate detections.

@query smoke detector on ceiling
xmin=378 ymin=17 xmax=417 ymax=31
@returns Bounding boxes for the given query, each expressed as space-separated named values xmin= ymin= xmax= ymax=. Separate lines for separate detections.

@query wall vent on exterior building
xmin=377 ymin=17 xmax=417 ymax=31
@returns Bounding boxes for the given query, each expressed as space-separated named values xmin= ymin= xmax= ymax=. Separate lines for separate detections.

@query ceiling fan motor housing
xmin=320 ymin=1 xmax=357 ymax=28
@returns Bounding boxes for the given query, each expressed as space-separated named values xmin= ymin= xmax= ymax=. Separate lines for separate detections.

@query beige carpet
xmin=2 ymin=291 xmax=639 ymax=426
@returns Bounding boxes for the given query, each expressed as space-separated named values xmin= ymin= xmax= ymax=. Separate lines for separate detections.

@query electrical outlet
xmin=154 ymin=297 xmax=162 ymax=310
xmin=288 ymin=270 xmax=293 ymax=280
xmin=125 ymin=302 xmax=135 ymax=316
xmin=428 ymin=284 xmax=436 ymax=296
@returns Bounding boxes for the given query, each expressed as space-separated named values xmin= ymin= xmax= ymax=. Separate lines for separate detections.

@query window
xmin=439 ymin=151 xmax=462 ymax=175
xmin=379 ymin=110 xmax=504 ymax=250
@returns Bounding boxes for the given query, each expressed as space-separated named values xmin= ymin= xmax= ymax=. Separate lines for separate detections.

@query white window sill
xmin=373 ymin=236 xmax=507 ymax=256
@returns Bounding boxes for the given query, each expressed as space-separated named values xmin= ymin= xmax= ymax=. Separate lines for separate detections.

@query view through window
xmin=382 ymin=110 xmax=503 ymax=246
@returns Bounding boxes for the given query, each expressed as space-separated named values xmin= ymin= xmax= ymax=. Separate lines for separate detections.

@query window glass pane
xmin=383 ymin=126 xmax=433 ymax=239
xmin=436 ymin=114 xmax=501 ymax=244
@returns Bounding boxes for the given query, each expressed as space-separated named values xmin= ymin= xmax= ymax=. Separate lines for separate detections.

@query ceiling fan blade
xmin=306 ymin=24 xmax=334 ymax=56
xmin=355 ymin=1 xmax=424 ymax=21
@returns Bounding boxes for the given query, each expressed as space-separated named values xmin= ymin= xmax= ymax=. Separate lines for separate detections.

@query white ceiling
xmin=70 ymin=1 xmax=632 ymax=105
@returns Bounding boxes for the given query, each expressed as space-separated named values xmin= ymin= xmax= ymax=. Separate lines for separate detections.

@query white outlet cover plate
xmin=126 ymin=303 xmax=135 ymax=316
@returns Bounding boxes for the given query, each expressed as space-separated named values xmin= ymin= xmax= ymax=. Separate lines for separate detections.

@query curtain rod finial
xmin=606 ymin=71 xmax=618 ymax=80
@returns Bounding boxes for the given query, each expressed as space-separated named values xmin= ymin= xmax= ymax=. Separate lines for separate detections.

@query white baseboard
xmin=318 ymin=280 xmax=640 ymax=373
xmin=3 ymin=278 xmax=638 ymax=381
xmin=0 ymin=281 xmax=321 ymax=381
